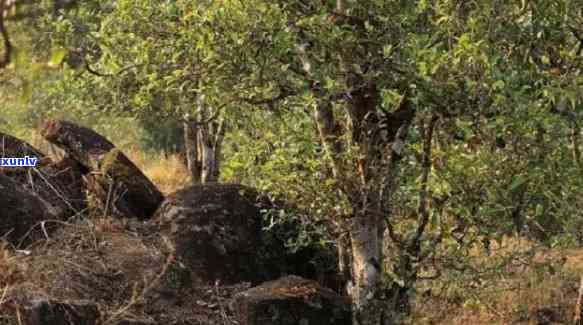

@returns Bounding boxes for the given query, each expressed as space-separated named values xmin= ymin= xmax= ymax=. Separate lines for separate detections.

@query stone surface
xmin=232 ymin=275 xmax=351 ymax=325
xmin=0 ymin=131 xmax=87 ymax=222
xmin=0 ymin=174 xmax=62 ymax=246
xmin=0 ymin=132 xmax=46 ymax=163
xmin=153 ymin=184 xmax=263 ymax=285
xmin=5 ymin=157 xmax=87 ymax=218
xmin=41 ymin=119 xmax=163 ymax=220
xmin=153 ymin=183 xmax=341 ymax=289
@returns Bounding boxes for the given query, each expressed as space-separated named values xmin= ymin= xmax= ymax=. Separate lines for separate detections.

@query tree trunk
xmin=337 ymin=232 xmax=353 ymax=295
xmin=212 ymin=119 xmax=226 ymax=182
xmin=183 ymin=119 xmax=202 ymax=183
xmin=183 ymin=95 xmax=226 ymax=184
xmin=313 ymin=86 xmax=413 ymax=324
xmin=350 ymin=212 xmax=383 ymax=325
xmin=183 ymin=120 xmax=223 ymax=184
xmin=571 ymin=122 xmax=582 ymax=171
xmin=199 ymin=126 xmax=217 ymax=183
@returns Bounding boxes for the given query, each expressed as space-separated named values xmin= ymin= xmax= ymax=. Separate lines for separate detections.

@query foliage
xmin=3 ymin=0 xmax=583 ymax=323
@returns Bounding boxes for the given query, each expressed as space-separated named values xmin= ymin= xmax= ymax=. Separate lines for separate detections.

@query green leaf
xmin=383 ymin=44 xmax=393 ymax=58
xmin=19 ymin=79 xmax=33 ymax=104
xmin=509 ymin=176 xmax=528 ymax=191
xmin=535 ymin=204 xmax=543 ymax=217
xmin=492 ymin=80 xmax=505 ymax=91
xmin=48 ymin=48 xmax=68 ymax=67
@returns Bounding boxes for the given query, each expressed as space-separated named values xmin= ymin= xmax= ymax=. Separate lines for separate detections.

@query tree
xmin=183 ymin=94 xmax=225 ymax=183
xmin=194 ymin=1 xmax=583 ymax=323
xmin=42 ymin=0 xmax=229 ymax=183
xmin=0 ymin=0 xmax=14 ymax=69
xmin=191 ymin=1 xmax=425 ymax=323
xmin=36 ymin=0 xmax=583 ymax=324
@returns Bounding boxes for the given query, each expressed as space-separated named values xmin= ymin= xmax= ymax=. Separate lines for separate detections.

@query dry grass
xmin=411 ymin=238 xmax=583 ymax=324
xmin=120 ymin=147 xmax=190 ymax=195
xmin=0 ymin=216 xmax=180 ymax=324
xmin=0 ymin=244 xmax=21 ymax=303
xmin=29 ymin=132 xmax=191 ymax=195
xmin=0 ymin=215 xmax=251 ymax=324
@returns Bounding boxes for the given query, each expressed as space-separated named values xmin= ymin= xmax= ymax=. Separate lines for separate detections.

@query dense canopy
xmin=1 ymin=0 xmax=583 ymax=324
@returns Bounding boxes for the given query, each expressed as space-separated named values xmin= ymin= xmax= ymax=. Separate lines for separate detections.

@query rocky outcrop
xmin=5 ymin=157 xmax=87 ymax=217
xmin=0 ymin=132 xmax=86 ymax=244
xmin=0 ymin=132 xmax=46 ymax=163
xmin=0 ymin=174 xmax=63 ymax=245
xmin=153 ymin=184 xmax=264 ymax=285
xmin=233 ymin=275 xmax=351 ymax=325
xmin=0 ymin=123 xmax=348 ymax=325
xmin=41 ymin=120 xmax=163 ymax=220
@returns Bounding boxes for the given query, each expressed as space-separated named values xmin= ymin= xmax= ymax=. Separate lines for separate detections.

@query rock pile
xmin=0 ymin=121 xmax=350 ymax=325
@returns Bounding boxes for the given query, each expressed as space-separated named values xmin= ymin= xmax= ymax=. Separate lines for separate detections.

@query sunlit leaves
xmin=18 ymin=0 xmax=583 ymax=267
xmin=48 ymin=47 xmax=67 ymax=67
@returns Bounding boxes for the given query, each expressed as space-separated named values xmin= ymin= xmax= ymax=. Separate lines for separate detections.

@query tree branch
xmin=182 ymin=102 xmax=227 ymax=126
xmin=410 ymin=114 xmax=438 ymax=252
xmin=0 ymin=0 xmax=13 ymax=69
xmin=85 ymin=61 xmax=144 ymax=77
xmin=314 ymin=101 xmax=344 ymax=178
xmin=237 ymin=84 xmax=296 ymax=109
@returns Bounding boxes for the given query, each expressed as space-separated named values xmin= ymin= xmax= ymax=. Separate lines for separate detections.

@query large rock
xmin=0 ymin=132 xmax=45 ymax=163
xmin=0 ymin=174 xmax=63 ymax=245
xmin=153 ymin=183 xmax=341 ymax=289
xmin=0 ymin=131 xmax=87 ymax=219
xmin=41 ymin=120 xmax=163 ymax=220
xmin=5 ymin=157 xmax=87 ymax=218
xmin=232 ymin=275 xmax=351 ymax=325
xmin=153 ymin=184 xmax=263 ymax=285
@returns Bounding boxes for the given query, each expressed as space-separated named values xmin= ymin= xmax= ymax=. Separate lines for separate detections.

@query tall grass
xmin=124 ymin=147 xmax=190 ymax=195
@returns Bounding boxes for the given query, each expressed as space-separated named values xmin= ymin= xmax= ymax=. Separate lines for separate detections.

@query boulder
xmin=0 ymin=132 xmax=46 ymax=163
xmin=40 ymin=120 xmax=163 ymax=220
xmin=0 ymin=131 xmax=87 ymax=219
xmin=0 ymin=174 xmax=63 ymax=245
xmin=232 ymin=275 xmax=351 ymax=325
xmin=153 ymin=184 xmax=263 ymax=285
xmin=5 ymin=157 xmax=87 ymax=218
xmin=153 ymin=183 xmax=341 ymax=289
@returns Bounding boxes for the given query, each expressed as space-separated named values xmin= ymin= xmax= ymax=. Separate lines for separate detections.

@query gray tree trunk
xmin=349 ymin=212 xmax=384 ymax=325
xmin=183 ymin=119 xmax=202 ymax=184
xmin=182 ymin=95 xmax=226 ymax=184
xmin=312 ymin=90 xmax=414 ymax=325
